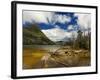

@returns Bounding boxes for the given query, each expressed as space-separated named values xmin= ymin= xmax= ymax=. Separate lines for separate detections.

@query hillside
xmin=23 ymin=23 xmax=54 ymax=45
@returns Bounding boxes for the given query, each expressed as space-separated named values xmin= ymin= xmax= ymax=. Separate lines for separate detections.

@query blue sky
xmin=37 ymin=12 xmax=78 ymax=30
xmin=23 ymin=11 xmax=91 ymax=42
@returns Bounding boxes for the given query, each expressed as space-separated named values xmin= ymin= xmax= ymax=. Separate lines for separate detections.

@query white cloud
xmin=42 ymin=25 xmax=77 ymax=42
xmin=74 ymin=13 xmax=91 ymax=30
xmin=23 ymin=11 xmax=77 ymax=41
xmin=23 ymin=11 xmax=72 ymax=25
xmin=55 ymin=14 xmax=71 ymax=24
xmin=67 ymin=25 xmax=74 ymax=30
xmin=23 ymin=11 xmax=53 ymax=24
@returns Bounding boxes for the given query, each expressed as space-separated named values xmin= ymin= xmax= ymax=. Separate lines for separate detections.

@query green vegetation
xmin=73 ymin=30 xmax=91 ymax=50
xmin=23 ymin=24 xmax=54 ymax=45
xmin=63 ymin=30 xmax=91 ymax=50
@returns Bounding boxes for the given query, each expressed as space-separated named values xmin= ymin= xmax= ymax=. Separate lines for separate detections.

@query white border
xmin=17 ymin=3 xmax=96 ymax=77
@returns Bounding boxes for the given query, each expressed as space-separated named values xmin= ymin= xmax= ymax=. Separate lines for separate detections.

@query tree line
xmin=65 ymin=30 xmax=91 ymax=50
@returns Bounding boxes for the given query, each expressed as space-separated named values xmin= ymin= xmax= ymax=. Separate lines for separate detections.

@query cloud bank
xmin=42 ymin=25 xmax=77 ymax=42
xmin=74 ymin=13 xmax=91 ymax=30
xmin=23 ymin=11 xmax=53 ymax=24
xmin=23 ymin=11 xmax=91 ymax=42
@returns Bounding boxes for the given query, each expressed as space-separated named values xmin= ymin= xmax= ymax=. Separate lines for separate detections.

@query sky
xmin=23 ymin=11 xmax=91 ymax=42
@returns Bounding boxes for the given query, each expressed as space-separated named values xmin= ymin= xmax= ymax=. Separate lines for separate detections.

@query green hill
xmin=23 ymin=23 xmax=54 ymax=45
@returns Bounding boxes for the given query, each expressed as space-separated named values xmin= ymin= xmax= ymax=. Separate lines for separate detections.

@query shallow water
xmin=23 ymin=45 xmax=90 ymax=69
xmin=23 ymin=45 xmax=61 ymax=69
xmin=24 ymin=45 xmax=62 ymax=52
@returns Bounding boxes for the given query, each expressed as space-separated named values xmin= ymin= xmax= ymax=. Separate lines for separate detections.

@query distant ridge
xmin=23 ymin=23 xmax=55 ymax=45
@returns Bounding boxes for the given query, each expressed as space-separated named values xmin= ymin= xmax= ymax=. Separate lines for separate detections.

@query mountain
xmin=61 ymin=37 xmax=71 ymax=42
xmin=55 ymin=37 xmax=72 ymax=45
xmin=23 ymin=23 xmax=55 ymax=45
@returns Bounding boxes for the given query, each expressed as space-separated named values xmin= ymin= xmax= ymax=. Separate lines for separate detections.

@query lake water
xmin=23 ymin=45 xmax=62 ymax=52
xmin=23 ymin=45 xmax=90 ymax=69
xmin=23 ymin=45 xmax=62 ymax=69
